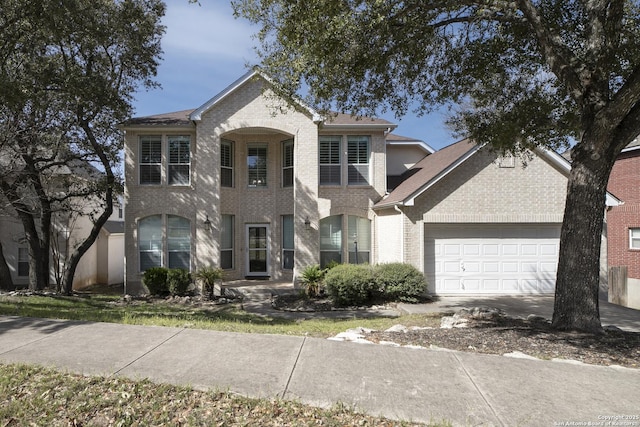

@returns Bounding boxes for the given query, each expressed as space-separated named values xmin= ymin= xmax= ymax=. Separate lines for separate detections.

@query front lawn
xmin=0 ymin=292 xmax=442 ymax=337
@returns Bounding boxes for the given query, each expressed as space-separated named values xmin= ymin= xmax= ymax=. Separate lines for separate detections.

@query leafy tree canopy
xmin=235 ymin=0 xmax=640 ymax=153
xmin=235 ymin=0 xmax=640 ymax=332
xmin=0 ymin=0 xmax=165 ymax=292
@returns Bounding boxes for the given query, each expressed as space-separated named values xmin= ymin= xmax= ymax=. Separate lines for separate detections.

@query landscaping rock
xmin=385 ymin=324 xmax=409 ymax=333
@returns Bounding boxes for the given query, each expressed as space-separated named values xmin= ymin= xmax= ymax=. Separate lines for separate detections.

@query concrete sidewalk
xmin=1 ymin=315 xmax=638 ymax=426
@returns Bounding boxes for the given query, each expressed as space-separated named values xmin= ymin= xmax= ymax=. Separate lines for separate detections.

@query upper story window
xmin=168 ymin=136 xmax=191 ymax=185
xmin=247 ymin=144 xmax=267 ymax=187
xmin=282 ymin=139 xmax=294 ymax=187
xmin=140 ymin=136 xmax=162 ymax=185
xmin=631 ymin=228 xmax=640 ymax=249
xmin=347 ymin=136 xmax=370 ymax=185
xmin=319 ymin=136 xmax=341 ymax=185
xmin=221 ymin=139 xmax=234 ymax=188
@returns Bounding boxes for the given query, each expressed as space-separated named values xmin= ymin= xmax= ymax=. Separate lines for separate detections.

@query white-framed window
xmin=139 ymin=215 xmax=162 ymax=271
xmin=139 ymin=136 xmax=162 ymax=185
xmin=18 ymin=247 xmax=29 ymax=277
xmin=630 ymin=228 xmax=640 ymax=249
xmin=347 ymin=136 xmax=370 ymax=185
xmin=348 ymin=216 xmax=371 ymax=264
xmin=221 ymin=214 xmax=234 ymax=269
xmin=168 ymin=136 xmax=190 ymax=185
xmin=320 ymin=215 xmax=342 ymax=268
xmin=319 ymin=136 xmax=341 ymax=185
xmin=247 ymin=144 xmax=267 ymax=187
xmin=138 ymin=215 xmax=191 ymax=272
xmin=221 ymin=139 xmax=234 ymax=188
xmin=282 ymin=139 xmax=294 ymax=187
xmin=167 ymin=215 xmax=191 ymax=269
xmin=282 ymin=215 xmax=294 ymax=269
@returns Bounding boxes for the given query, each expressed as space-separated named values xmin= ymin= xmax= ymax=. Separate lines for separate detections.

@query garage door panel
xmin=444 ymin=244 xmax=460 ymax=255
xmin=540 ymin=244 xmax=558 ymax=256
xmin=443 ymin=262 xmax=460 ymax=273
xmin=502 ymin=279 xmax=519 ymax=291
xmin=483 ymin=245 xmax=499 ymax=255
xmin=483 ymin=279 xmax=500 ymax=291
xmin=463 ymin=244 xmax=480 ymax=255
xmin=425 ymin=224 xmax=560 ymax=295
xmin=502 ymin=244 xmax=518 ymax=256
xmin=462 ymin=279 xmax=480 ymax=291
xmin=483 ymin=262 xmax=499 ymax=273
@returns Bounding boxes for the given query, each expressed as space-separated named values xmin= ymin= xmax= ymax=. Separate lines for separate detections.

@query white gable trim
xmin=534 ymin=147 xmax=622 ymax=207
xmin=387 ymin=140 xmax=436 ymax=154
xmin=189 ymin=68 xmax=321 ymax=122
xmin=404 ymin=145 xmax=480 ymax=206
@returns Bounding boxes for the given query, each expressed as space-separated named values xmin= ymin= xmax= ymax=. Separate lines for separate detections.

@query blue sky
xmin=132 ymin=1 xmax=456 ymax=151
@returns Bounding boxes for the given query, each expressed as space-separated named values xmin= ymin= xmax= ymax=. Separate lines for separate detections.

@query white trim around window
xmin=139 ymin=135 xmax=162 ymax=185
xmin=168 ymin=136 xmax=191 ymax=186
xmin=630 ymin=228 xmax=640 ymax=249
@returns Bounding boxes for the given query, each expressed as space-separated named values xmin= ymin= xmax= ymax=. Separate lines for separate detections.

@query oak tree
xmin=0 ymin=0 xmax=165 ymax=293
xmin=234 ymin=0 xmax=640 ymax=331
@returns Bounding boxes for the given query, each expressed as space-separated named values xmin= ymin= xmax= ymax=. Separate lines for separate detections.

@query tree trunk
xmin=0 ymin=241 xmax=14 ymax=290
xmin=552 ymin=141 xmax=615 ymax=332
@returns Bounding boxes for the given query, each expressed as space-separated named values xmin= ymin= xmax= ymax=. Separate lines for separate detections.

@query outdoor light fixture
xmin=304 ymin=216 xmax=311 ymax=230
xmin=204 ymin=214 xmax=212 ymax=232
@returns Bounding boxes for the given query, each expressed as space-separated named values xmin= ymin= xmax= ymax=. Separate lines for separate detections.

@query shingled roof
xmin=123 ymin=109 xmax=196 ymax=127
xmin=375 ymin=139 xmax=478 ymax=208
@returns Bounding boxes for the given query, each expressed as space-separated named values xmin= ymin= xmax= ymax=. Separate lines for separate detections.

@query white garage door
xmin=425 ymin=224 xmax=561 ymax=294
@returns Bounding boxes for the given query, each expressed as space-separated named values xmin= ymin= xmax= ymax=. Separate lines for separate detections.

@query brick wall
xmin=124 ymin=76 xmax=388 ymax=290
xmin=400 ymin=148 xmax=568 ymax=270
xmin=607 ymin=150 xmax=640 ymax=279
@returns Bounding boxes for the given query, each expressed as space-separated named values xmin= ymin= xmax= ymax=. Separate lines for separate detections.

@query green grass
xmin=0 ymin=293 xmax=450 ymax=425
xmin=0 ymin=363 xmax=450 ymax=426
xmin=0 ymin=293 xmax=442 ymax=337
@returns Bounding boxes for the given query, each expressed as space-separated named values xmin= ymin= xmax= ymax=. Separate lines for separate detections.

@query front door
xmin=246 ymin=224 xmax=269 ymax=276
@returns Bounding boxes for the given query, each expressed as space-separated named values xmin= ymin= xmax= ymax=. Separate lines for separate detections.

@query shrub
xmin=142 ymin=267 xmax=169 ymax=296
xmin=167 ymin=269 xmax=192 ymax=296
xmin=195 ymin=267 xmax=223 ymax=299
xmin=324 ymin=264 xmax=376 ymax=306
xmin=375 ymin=263 xmax=427 ymax=302
xmin=299 ymin=265 xmax=325 ymax=297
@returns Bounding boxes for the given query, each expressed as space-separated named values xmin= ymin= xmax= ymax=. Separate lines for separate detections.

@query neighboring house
xmin=606 ymin=137 xmax=640 ymax=308
xmin=0 ymin=167 xmax=124 ymax=290
xmin=122 ymin=70 xmax=616 ymax=295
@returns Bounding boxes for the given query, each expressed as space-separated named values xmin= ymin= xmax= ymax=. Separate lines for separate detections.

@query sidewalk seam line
xmin=0 ymin=319 xmax=84 ymax=356
xmin=453 ymin=352 xmax=506 ymax=427
xmin=112 ymin=328 xmax=186 ymax=377
xmin=281 ymin=335 xmax=306 ymax=399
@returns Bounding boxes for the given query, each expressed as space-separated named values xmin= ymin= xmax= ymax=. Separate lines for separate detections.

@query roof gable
xmin=376 ymin=139 xmax=621 ymax=209
xmin=189 ymin=69 xmax=321 ymax=122
xmin=375 ymin=139 xmax=478 ymax=208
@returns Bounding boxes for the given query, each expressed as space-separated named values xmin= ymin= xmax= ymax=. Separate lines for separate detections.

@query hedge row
xmin=142 ymin=267 xmax=192 ymax=296
xmin=323 ymin=263 xmax=427 ymax=306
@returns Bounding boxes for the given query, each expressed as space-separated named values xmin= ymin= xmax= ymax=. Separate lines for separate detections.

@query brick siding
xmin=607 ymin=151 xmax=640 ymax=279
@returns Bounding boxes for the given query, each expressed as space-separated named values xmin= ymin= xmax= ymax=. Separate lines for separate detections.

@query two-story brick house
xmin=122 ymin=70 xmax=404 ymax=293
xmin=123 ymin=70 xmax=615 ymax=295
